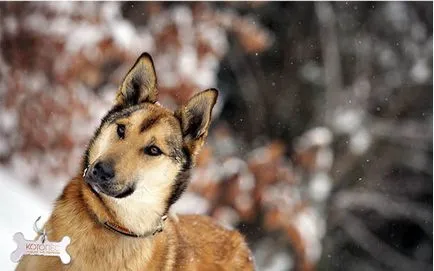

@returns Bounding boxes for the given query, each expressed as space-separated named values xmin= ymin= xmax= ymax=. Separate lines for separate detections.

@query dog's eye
xmin=117 ymin=124 xmax=126 ymax=139
xmin=144 ymin=145 xmax=162 ymax=156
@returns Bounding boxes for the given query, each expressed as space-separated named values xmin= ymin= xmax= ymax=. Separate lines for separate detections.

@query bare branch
xmin=370 ymin=118 xmax=433 ymax=142
xmin=339 ymin=212 xmax=431 ymax=271
xmin=334 ymin=190 xmax=432 ymax=236
xmin=315 ymin=2 xmax=343 ymax=124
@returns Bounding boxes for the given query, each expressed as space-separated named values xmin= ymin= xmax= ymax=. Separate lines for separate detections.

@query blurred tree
xmin=213 ymin=2 xmax=433 ymax=271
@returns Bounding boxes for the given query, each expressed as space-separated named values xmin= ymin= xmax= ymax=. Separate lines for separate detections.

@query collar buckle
xmin=153 ymin=215 xmax=168 ymax=235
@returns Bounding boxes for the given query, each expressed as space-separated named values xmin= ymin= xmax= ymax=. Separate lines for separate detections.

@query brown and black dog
xmin=16 ymin=53 xmax=254 ymax=270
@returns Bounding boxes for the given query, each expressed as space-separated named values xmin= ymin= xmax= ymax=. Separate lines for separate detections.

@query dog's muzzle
xmin=84 ymin=161 xmax=134 ymax=198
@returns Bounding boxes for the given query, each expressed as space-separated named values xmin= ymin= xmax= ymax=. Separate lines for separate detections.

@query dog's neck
xmin=100 ymin=195 xmax=167 ymax=237
xmin=80 ymin=177 xmax=167 ymax=237
xmin=45 ymin=177 xmax=174 ymax=269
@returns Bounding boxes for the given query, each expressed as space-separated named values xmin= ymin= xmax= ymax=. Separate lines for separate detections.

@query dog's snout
xmin=91 ymin=161 xmax=115 ymax=182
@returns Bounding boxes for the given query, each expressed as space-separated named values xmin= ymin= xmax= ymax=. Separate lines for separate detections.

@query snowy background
xmin=0 ymin=2 xmax=432 ymax=271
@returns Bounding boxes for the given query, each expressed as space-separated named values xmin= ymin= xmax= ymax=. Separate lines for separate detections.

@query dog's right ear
xmin=175 ymin=89 xmax=218 ymax=157
xmin=114 ymin=53 xmax=158 ymax=108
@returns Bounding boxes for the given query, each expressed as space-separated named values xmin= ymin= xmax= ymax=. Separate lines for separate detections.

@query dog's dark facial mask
xmin=83 ymin=53 xmax=218 ymax=218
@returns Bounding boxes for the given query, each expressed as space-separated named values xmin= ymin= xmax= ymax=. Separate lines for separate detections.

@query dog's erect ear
xmin=115 ymin=53 xmax=158 ymax=107
xmin=175 ymin=89 xmax=218 ymax=156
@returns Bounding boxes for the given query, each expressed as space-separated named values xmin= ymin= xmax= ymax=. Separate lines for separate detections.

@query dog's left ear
xmin=175 ymin=89 xmax=218 ymax=156
xmin=115 ymin=53 xmax=158 ymax=108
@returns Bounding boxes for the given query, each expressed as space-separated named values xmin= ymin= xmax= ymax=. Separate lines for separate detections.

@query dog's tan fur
xmin=16 ymin=53 xmax=254 ymax=270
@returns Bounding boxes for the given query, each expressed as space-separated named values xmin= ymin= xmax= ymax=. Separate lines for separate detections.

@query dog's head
xmin=83 ymin=53 xmax=217 ymax=213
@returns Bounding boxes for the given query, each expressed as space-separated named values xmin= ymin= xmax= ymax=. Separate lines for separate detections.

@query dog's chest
xmin=66 ymin=235 xmax=155 ymax=271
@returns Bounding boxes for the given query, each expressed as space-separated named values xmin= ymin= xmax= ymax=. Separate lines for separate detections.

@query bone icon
xmin=11 ymin=232 xmax=71 ymax=264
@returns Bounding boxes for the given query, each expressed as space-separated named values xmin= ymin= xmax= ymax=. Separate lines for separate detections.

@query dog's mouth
xmin=84 ymin=176 xmax=135 ymax=199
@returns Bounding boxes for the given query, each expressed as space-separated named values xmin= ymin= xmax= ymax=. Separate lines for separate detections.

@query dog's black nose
xmin=90 ymin=161 xmax=115 ymax=183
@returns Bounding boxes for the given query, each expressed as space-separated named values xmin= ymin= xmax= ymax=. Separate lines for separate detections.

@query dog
xmin=16 ymin=53 xmax=254 ymax=270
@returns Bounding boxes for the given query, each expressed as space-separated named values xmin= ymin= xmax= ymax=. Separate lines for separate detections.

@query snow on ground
xmin=0 ymin=168 xmax=53 ymax=270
